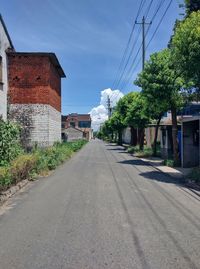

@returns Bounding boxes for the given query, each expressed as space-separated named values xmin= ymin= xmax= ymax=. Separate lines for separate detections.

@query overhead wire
xmin=119 ymin=0 xmax=169 ymax=91
xmin=146 ymin=0 xmax=173 ymax=49
xmin=112 ymin=0 xmax=146 ymax=90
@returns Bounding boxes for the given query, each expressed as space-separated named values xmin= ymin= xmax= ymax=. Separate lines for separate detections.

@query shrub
xmin=0 ymin=140 xmax=87 ymax=193
xmin=127 ymin=145 xmax=153 ymax=157
xmin=10 ymin=154 xmax=37 ymax=183
xmin=127 ymin=146 xmax=135 ymax=154
xmin=0 ymin=167 xmax=12 ymax=191
xmin=0 ymin=120 xmax=23 ymax=166
xmin=188 ymin=168 xmax=200 ymax=183
xmin=163 ymin=159 xmax=175 ymax=167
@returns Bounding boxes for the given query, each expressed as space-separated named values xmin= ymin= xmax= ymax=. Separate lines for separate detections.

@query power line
xmin=112 ymin=0 xmax=147 ymax=90
xmin=146 ymin=0 xmax=173 ymax=49
xmin=112 ymin=25 xmax=142 ymax=92
xmin=109 ymin=0 xmax=173 ymax=107
xmin=118 ymin=0 xmax=170 ymax=91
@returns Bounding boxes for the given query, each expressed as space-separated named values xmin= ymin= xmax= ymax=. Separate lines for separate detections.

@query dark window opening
xmin=78 ymin=121 xmax=91 ymax=128
xmin=70 ymin=122 xmax=75 ymax=128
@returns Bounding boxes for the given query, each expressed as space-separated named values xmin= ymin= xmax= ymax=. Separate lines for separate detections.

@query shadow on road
xmin=139 ymin=171 xmax=180 ymax=185
xmin=117 ymin=159 xmax=151 ymax=166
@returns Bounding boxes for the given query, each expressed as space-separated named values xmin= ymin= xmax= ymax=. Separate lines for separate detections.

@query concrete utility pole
xmin=107 ymin=95 xmax=112 ymax=119
xmin=135 ymin=16 xmax=152 ymax=70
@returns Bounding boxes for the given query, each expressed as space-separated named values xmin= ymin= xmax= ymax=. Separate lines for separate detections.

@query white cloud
xmin=89 ymin=88 xmax=124 ymax=131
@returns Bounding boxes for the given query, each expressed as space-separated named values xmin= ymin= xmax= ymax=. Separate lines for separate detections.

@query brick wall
xmin=8 ymin=54 xmax=61 ymax=112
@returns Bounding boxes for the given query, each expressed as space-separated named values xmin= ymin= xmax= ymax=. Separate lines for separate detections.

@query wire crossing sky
xmin=1 ymin=0 xmax=182 ymax=128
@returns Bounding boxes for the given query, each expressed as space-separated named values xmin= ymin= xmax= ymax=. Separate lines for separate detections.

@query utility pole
xmin=135 ymin=16 xmax=151 ymax=70
xmin=107 ymin=95 xmax=112 ymax=118
xmin=135 ymin=16 xmax=151 ymax=150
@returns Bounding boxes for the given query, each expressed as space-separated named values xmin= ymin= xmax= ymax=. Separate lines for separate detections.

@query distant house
xmin=8 ymin=52 xmax=66 ymax=148
xmin=0 ymin=15 xmax=14 ymax=120
xmin=62 ymin=113 xmax=92 ymax=141
xmin=62 ymin=126 xmax=84 ymax=142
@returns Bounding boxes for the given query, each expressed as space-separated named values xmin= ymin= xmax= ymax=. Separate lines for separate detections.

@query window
xmin=78 ymin=121 xmax=91 ymax=128
xmin=70 ymin=122 xmax=75 ymax=128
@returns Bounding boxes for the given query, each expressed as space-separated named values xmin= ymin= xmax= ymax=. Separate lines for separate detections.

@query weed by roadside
xmin=188 ymin=167 xmax=200 ymax=183
xmin=127 ymin=145 xmax=160 ymax=158
xmin=0 ymin=140 xmax=87 ymax=193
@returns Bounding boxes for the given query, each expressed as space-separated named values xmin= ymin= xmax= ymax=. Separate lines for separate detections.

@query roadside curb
xmin=0 ymin=179 xmax=30 ymax=206
xmin=140 ymin=157 xmax=200 ymax=197
xmin=120 ymin=145 xmax=200 ymax=197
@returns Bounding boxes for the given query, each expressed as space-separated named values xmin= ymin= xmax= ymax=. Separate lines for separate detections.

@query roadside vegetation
xmin=127 ymin=144 xmax=160 ymax=158
xmin=0 ymin=120 xmax=87 ymax=193
xmin=188 ymin=167 xmax=200 ymax=183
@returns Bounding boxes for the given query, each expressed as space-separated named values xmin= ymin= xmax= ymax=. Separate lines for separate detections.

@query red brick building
xmin=8 ymin=52 xmax=66 ymax=147
xmin=62 ymin=113 xmax=92 ymax=141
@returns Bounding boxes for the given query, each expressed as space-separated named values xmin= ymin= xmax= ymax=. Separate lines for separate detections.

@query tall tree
xmin=115 ymin=93 xmax=138 ymax=146
xmin=125 ymin=92 xmax=149 ymax=150
xmin=135 ymin=53 xmax=170 ymax=156
xmin=107 ymin=111 xmax=125 ymax=145
xmin=136 ymin=49 xmax=183 ymax=163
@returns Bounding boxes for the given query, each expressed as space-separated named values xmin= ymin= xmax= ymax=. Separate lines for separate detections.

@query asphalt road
xmin=0 ymin=140 xmax=200 ymax=269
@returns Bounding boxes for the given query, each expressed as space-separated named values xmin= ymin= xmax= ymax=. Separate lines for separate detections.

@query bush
xmin=127 ymin=146 xmax=135 ymax=154
xmin=0 ymin=120 xmax=23 ymax=166
xmin=0 ymin=167 xmax=12 ymax=192
xmin=188 ymin=168 xmax=200 ymax=183
xmin=10 ymin=154 xmax=38 ymax=183
xmin=127 ymin=145 xmax=153 ymax=157
xmin=0 ymin=140 xmax=87 ymax=193
xmin=163 ymin=159 xmax=175 ymax=167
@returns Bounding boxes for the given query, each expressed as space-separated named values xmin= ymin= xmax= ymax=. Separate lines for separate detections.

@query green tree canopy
xmin=135 ymin=49 xmax=183 ymax=117
xmin=172 ymin=11 xmax=200 ymax=97
xmin=185 ymin=0 xmax=200 ymax=15
xmin=135 ymin=48 xmax=183 ymax=163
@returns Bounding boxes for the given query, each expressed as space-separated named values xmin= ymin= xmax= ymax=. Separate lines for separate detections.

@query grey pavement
xmin=0 ymin=140 xmax=200 ymax=269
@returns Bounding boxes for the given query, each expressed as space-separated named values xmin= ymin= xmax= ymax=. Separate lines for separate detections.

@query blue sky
xmin=1 ymin=0 xmax=182 ymax=122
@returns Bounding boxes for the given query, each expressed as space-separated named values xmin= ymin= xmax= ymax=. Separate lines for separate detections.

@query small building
xmin=62 ymin=113 xmax=92 ymax=141
xmin=181 ymin=116 xmax=200 ymax=168
xmin=0 ymin=15 xmax=14 ymax=120
xmin=8 ymin=52 xmax=66 ymax=148
xmin=62 ymin=126 xmax=84 ymax=142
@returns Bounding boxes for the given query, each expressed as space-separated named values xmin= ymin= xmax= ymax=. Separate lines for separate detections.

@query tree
xmin=135 ymin=53 xmax=171 ymax=156
xmin=115 ymin=93 xmax=138 ymax=146
xmin=108 ymin=111 xmax=125 ymax=145
xmin=136 ymin=49 xmax=183 ymax=163
xmin=125 ymin=92 xmax=149 ymax=150
xmin=172 ymin=11 xmax=200 ymax=99
xmin=185 ymin=0 xmax=200 ymax=15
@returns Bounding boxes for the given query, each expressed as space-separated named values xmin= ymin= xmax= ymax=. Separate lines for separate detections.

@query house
xmin=8 ymin=52 xmax=66 ymax=148
xmin=62 ymin=113 xmax=92 ymax=141
xmin=181 ymin=116 xmax=200 ymax=168
xmin=0 ymin=15 xmax=14 ymax=120
xmin=62 ymin=126 xmax=84 ymax=142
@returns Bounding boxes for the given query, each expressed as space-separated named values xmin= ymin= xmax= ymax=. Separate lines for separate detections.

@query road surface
xmin=0 ymin=140 xmax=200 ymax=269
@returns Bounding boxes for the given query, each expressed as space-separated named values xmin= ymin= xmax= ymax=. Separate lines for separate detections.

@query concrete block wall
xmin=10 ymin=104 xmax=61 ymax=147
xmin=63 ymin=127 xmax=83 ymax=142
